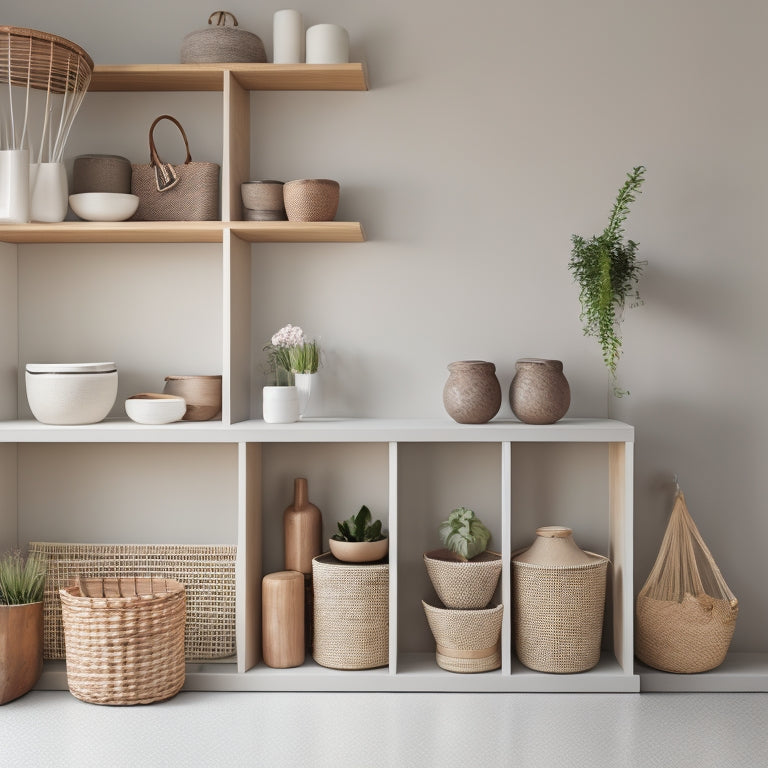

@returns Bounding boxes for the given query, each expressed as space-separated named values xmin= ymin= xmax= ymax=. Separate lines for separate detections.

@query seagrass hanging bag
xmin=636 ymin=489 xmax=738 ymax=673
xmin=131 ymin=114 xmax=219 ymax=221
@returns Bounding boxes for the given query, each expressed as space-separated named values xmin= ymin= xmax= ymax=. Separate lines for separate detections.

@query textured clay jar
xmin=442 ymin=360 xmax=501 ymax=424
xmin=509 ymin=358 xmax=570 ymax=425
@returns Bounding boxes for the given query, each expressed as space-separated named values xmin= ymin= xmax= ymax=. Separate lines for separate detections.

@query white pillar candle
xmin=305 ymin=24 xmax=349 ymax=64
xmin=273 ymin=10 xmax=304 ymax=64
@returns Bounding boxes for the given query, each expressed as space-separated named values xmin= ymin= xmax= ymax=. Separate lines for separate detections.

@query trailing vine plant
xmin=569 ymin=165 xmax=646 ymax=397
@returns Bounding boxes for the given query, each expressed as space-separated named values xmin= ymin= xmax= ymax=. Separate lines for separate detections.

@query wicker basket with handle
xmin=60 ymin=577 xmax=186 ymax=705
xmin=131 ymin=114 xmax=219 ymax=221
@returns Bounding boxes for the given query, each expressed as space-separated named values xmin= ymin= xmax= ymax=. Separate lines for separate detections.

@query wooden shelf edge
xmin=90 ymin=63 xmax=368 ymax=92
xmin=0 ymin=221 xmax=365 ymax=245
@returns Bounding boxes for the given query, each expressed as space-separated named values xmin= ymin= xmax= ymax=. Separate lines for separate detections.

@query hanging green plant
xmin=569 ymin=165 xmax=646 ymax=397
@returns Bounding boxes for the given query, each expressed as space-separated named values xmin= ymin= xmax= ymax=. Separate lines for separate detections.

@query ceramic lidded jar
xmin=443 ymin=360 xmax=501 ymax=424
xmin=509 ymin=358 xmax=570 ymax=425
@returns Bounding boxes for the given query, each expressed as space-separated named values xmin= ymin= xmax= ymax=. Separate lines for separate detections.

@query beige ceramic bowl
xmin=125 ymin=393 xmax=187 ymax=425
xmin=163 ymin=375 xmax=222 ymax=421
xmin=328 ymin=537 xmax=389 ymax=563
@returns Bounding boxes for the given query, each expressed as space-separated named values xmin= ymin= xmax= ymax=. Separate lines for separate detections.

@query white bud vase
xmin=263 ymin=385 xmax=300 ymax=423
xmin=0 ymin=149 xmax=30 ymax=223
xmin=29 ymin=162 xmax=68 ymax=223
xmin=294 ymin=372 xmax=314 ymax=418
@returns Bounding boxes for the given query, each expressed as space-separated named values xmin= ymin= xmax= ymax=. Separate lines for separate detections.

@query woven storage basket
xmin=181 ymin=12 xmax=266 ymax=64
xmin=60 ymin=577 xmax=186 ymax=705
xmin=635 ymin=490 xmax=738 ymax=673
xmin=512 ymin=554 xmax=608 ymax=673
xmin=283 ymin=179 xmax=340 ymax=222
xmin=312 ymin=553 xmax=388 ymax=670
xmin=423 ymin=549 xmax=502 ymax=609
xmin=30 ymin=542 xmax=236 ymax=661
xmin=422 ymin=601 xmax=503 ymax=673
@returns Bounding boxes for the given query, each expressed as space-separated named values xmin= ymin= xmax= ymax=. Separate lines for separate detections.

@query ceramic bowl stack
xmin=70 ymin=154 xmax=138 ymax=221
xmin=240 ymin=180 xmax=286 ymax=221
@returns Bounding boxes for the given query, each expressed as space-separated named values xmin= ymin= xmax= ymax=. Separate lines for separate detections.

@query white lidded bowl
xmin=68 ymin=192 xmax=139 ymax=222
xmin=25 ymin=362 xmax=118 ymax=425
xmin=125 ymin=393 xmax=186 ymax=425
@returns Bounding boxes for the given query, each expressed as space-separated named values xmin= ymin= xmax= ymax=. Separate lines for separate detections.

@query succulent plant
xmin=438 ymin=506 xmax=491 ymax=561
xmin=331 ymin=505 xmax=386 ymax=543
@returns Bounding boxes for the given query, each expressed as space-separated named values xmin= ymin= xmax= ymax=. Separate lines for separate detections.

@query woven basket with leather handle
xmin=131 ymin=114 xmax=219 ymax=221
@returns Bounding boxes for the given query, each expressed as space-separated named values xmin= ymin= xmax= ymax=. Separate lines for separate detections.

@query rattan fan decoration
xmin=0 ymin=26 xmax=93 ymax=162
xmin=636 ymin=487 xmax=738 ymax=673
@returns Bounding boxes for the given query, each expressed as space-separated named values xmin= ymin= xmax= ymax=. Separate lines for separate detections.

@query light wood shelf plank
xmin=89 ymin=63 xmax=368 ymax=92
xmin=230 ymin=221 xmax=365 ymax=243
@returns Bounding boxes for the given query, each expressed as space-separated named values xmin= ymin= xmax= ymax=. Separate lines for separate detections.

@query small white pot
xmin=25 ymin=362 xmax=118 ymax=425
xmin=263 ymin=385 xmax=299 ymax=424
xmin=29 ymin=162 xmax=68 ymax=223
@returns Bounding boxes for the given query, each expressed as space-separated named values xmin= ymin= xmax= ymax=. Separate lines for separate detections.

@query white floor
xmin=2 ymin=691 xmax=766 ymax=768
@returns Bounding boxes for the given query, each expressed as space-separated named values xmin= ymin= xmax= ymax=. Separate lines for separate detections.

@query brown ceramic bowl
xmin=283 ymin=178 xmax=339 ymax=222
xmin=163 ymin=375 xmax=222 ymax=421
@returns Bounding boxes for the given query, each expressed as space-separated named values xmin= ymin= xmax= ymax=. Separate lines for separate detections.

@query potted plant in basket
xmin=422 ymin=507 xmax=503 ymax=673
xmin=0 ymin=550 xmax=46 ymax=704
xmin=568 ymin=165 xmax=646 ymax=397
xmin=423 ymin=506 xmax=501 ymax=609
xmin=262 ymin=323 xmax=320 ymax=422
xmin=329 ymin=505 xmax=388 ymax=563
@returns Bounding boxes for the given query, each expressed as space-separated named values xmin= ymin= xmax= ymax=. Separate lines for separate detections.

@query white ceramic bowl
xmin=125 ymin=393 xmax=187 ymax=425
xmin=68 ymin=192 xmax=139 ymax=222
xmin=25 ymin=362 xmax=118 ymax=425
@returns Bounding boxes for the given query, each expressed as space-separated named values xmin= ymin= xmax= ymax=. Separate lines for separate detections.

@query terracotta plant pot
xmin=442 ymin=360 xmax=501 ymax=424
xmin=0 ymin=602 xmax=43 ymax=704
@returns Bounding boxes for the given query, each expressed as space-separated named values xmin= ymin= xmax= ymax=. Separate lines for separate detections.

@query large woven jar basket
xmin=312 ymin=553 xmax=388 ymax=670
xmin=60 ymin=577 xmax=186 ymax=705
xmin=422 ymin=601 xmax=503 ymax=673
xmin=423 ymin=549 xmax=502 ymax=609
xmin=512 ymin=555 xmax=608 ymax=673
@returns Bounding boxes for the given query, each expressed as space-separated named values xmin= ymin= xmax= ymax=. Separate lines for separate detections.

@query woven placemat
xmin=30 ymin=542 xmax=236 ymax=661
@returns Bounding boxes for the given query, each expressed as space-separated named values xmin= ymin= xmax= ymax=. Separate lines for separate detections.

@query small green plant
xmin=264 ymin=324 xmax=320 ymax=386
xmin=569 ymin=165 xmax=646 ymax=397
xmin=439 ymin=506 xmax=491 ymax=561
xmin=0 ymin=551 xmax=45 ymax=605
xmin=331 ymin=505 xmax=386 ymax=543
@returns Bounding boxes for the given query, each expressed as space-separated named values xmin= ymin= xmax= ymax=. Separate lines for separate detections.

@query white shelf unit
xmin=1 ymin=417 xmax=638 ymax=693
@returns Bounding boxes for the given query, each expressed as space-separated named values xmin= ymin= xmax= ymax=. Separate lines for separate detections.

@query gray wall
xmin=5 ymin=0 xmax=766 ymax=651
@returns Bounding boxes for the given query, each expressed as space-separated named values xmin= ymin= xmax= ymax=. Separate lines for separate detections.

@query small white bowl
xmin=69 ymin=192 xmax=139 ymax=222
xmin=125 ymin=393 xmax=187 ymax=425
xmin=26 ymin=362 xmax=118 ymax=425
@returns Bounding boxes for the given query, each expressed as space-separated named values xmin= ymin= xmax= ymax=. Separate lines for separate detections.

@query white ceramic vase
xmin=273 ymin=9 xmax=304 ymax=63
xmin=263 ymin=385 xmax=300 ymax=423
xmin=294 ymin=372 xmax=314 ymax=417
xmin=29 ymin=162 xmax=68 ymax=222
xmin=0 ymin=149 xmax=30 ymax=223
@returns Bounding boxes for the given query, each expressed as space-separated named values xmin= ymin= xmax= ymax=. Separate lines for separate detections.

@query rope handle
xmin=208 ymin=11 xmax=238 ymax=27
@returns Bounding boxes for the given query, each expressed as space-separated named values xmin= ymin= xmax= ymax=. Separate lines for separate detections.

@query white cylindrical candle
xmin=273 ymin=9 xmax=304 ymax=63
xmin=305 ymin=24 xmax=349 ymax=64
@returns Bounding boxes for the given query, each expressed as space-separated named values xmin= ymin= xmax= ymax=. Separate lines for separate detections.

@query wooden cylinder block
xmin=262 ymin=571 xmax=305 ymax=668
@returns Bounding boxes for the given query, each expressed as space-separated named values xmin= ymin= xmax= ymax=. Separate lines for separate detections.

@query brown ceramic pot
xmin=442 ymin=360 xmax=501 ymax=424
xmin=0 ymin=602 xmax=43 ymax=704
xmin=509 ymin=358 xmax=570 ymax=425
xmin=163 ymin=375 xmax=222 ymax=421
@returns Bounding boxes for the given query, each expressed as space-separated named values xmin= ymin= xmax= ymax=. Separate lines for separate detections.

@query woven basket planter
xmin=512 ymin=554 xmax=608 ymax=673
xmin=422 ymin=601 xmax=503 ymax=673
xmin=60 ymin=577 xmax=186 ymax=705
xmin=424 ymin=549 xmax=502 ymax=609
xmin=312 ymin=553 xmax=388 ymax=670
xmin=636 ymin=594 xmax=738 ymax=673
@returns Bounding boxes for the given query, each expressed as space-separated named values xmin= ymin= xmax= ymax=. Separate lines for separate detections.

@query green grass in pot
xmin=0 ymin=551 xmax=46 ymax=605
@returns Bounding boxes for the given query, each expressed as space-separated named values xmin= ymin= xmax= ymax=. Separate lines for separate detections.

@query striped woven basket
xmin=312 ymin=553 xmax=389 ymax=670
xmin=422 ymin=601 xmax=503 ymax=673
xmin=60 ymin=577 xmax=186 ymax=705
